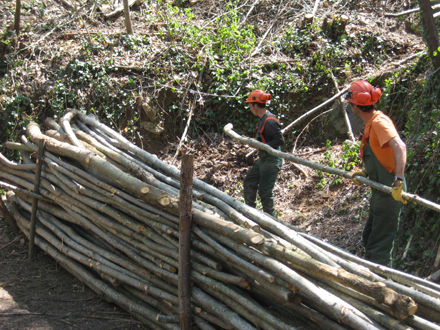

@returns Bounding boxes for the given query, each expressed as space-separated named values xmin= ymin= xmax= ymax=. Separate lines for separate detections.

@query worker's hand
xmin=391 ymin=182 xmax=407 ymax=204
xmin=351 ymin=170 xmax=367 ymax=185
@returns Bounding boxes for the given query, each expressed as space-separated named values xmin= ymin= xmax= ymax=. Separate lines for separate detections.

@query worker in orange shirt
xmin=347 ymin=80 xmax=407 ymax=267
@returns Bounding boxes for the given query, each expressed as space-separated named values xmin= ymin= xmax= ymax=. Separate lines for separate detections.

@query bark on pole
xmin=179 ymin=154 xmax=194 ymax=330
xmin=420 ymin=0 xmax=440 ymax=70
xmin=225 ymin=123 xmax=440 ymax=213
xmin=28 ymin=138 xmax=45 ymax=261
xmin=13 ymin=0 xmax=21 ymax=48
xmin=123 ymin=0 xmax=133 ymax=34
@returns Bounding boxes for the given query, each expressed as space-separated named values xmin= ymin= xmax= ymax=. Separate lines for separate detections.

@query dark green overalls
xmin=362 ymin=141 xmax=406 ymax=266
xmin=244 ymin=112 xmax=283 ymax=217
xmin=243 ymin=149 xmax=282 ymax=217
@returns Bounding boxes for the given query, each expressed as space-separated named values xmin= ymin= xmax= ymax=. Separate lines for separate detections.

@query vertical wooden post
xmin=28 ymin=139 xmax=45 ymax=261
xmin=179 ymin=154 xmax=194 ymax=330
xmin=123 ymin=0 xmax=133 ymax=34
xmin=13 ymin=0 xmax=21 ymax=48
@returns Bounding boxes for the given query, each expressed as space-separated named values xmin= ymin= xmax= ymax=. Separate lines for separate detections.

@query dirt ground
xmin=0 ymin=224 xmax=147 ymax=330
xmin=1 ymin=135 xmax=369 ymax=330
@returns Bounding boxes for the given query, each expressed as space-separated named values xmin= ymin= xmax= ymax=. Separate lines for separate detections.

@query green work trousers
xmin=362 ymin=143 xmax=406 ymax=267
xmin=243 ymin=150 xmax=282 ymax=217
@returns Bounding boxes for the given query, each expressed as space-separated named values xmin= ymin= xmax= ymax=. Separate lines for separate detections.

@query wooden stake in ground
xmin=123 ymin=0 xmax=133 ymax=34
xmin=13 ymin=0 xmax=21 ymax=48
xmin=28 ymin=138 xmax=45 ymax=261
xmin=179 ymin=154 xmax=194 ymax=330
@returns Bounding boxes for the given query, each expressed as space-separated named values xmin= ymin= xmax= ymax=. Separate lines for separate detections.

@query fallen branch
xmin=250 ymin=0 xmax=286 ymax=57
xmin=245 ymin=86 xmax=350 ymax=158
xmin=104 ymin=0 xmax=142 ymax=18
xmin=385 ymin=4 xmax=440 ymax=17
xmin=329 ymin=69 xmax=355 ymax=142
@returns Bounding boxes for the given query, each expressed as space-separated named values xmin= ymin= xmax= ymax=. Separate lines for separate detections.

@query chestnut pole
xmin=179 ymin=154 xmax=194 ymax=329
xmin=28 ymin=139 xmax=45 ymax=261
xmin=13 ymin=0 xmax=21 ymax=48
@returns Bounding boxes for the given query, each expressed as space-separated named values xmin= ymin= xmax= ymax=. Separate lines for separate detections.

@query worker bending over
xmin=243 ymin=90 xmax=285 ymax=217
xmin=348 ymin=80 xmax=407 ymax=267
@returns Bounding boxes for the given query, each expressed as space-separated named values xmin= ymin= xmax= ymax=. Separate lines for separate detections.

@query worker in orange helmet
xmin=243 ymin=89 xmax=285 ymax=217
xmin=347 ymin=80 xmax=407 ymax=267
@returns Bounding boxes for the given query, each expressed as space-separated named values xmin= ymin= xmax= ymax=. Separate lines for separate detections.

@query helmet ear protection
xmin=356 ymin=87 xmax=382 ymax=104
xmin=246 ymin=90 xmax=272 ymax=103
xmin=346 ymin=81 xmax=382 ymax=106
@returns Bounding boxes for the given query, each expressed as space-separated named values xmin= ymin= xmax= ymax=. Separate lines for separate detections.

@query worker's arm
xmin=388 ymin=136 xmax=407 ymax=184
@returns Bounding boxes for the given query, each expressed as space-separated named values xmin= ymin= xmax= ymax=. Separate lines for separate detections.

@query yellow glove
xmin=351 ymin=170 xmax=367 ymax=185
xmin=391 ymin=182 xmax=407 ymax=204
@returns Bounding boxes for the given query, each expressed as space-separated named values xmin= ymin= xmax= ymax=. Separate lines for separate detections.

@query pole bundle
xmin=1 ymin=110 xmax=439 ymax=330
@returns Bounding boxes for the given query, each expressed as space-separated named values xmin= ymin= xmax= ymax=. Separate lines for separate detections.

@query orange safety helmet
xmin=345 ymin=80 xmax=382 ymax=106
xmin=245 ymin=90 xmax=272 ymax=103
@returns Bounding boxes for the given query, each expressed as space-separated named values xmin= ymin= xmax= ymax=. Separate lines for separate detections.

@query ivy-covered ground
xmin=1 ymin=0 xmax=440 ymax=328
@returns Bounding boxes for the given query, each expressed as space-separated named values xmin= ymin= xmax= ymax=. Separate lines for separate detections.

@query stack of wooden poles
xmin=1 ymin=109 xmax=440 ymax=330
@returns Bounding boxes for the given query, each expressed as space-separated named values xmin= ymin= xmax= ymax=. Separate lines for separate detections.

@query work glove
xmin=391 ymin=182 xmax=407 ymax=204
xmin=351 ymin=170 xmax=367 ymax=185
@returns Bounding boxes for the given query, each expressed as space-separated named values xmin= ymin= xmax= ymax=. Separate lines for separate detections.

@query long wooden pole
xmin=28 ymin=138 xmax=45 ymax=261
xmin=225 ymin=123 xmax=440 ymax=213
xmin=179 ymin=154 xmax=194 ymax=329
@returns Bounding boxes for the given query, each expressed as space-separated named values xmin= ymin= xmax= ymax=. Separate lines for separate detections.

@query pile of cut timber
xmin=1 ymin=109 xmax=440 ymax=330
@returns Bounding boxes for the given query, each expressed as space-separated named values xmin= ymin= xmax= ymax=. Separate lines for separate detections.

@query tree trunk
xmin=420 ymin=0 xmax=440 ymax=69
